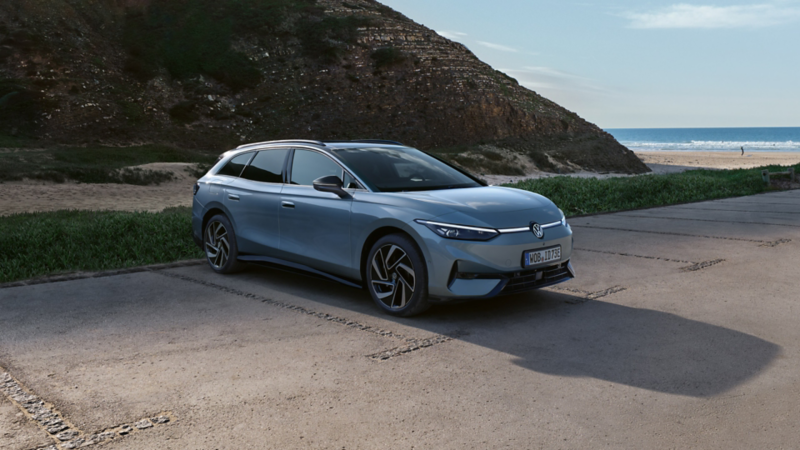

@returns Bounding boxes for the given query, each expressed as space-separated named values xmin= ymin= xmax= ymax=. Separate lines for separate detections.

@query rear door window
xmin=216 ymin=153 xmax=254 ymax=178
xmin=241 ymin=149 xmax=289 ymax=183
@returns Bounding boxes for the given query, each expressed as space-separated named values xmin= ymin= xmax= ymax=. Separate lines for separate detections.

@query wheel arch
xmin=359 ymin=225 xmax=428 ymax=285
xmin=202 ymin=207 xmax=228 ymax=235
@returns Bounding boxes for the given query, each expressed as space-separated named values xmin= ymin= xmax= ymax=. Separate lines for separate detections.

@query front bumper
xmin=440 ymin=260 xmax=575 ymax=301
xmin=412 ymin=220 xmax=574 ymax=299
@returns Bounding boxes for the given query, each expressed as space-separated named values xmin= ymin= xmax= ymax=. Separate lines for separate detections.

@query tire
xmin=203 ymin=214 xmax=245 ymax=274
xmin=366 ymin=233 xmax=430 ymax=317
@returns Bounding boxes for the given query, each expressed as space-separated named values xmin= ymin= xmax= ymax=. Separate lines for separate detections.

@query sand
xmin=635 ymin=150 xmax=800 ymax=172
xmin=2 ymin=153 xmax=799 ymax=216
xmin=0 ymin=163 xmax=199 ymax=216
xmin=482 ymin=151 xmax=800 ymax=185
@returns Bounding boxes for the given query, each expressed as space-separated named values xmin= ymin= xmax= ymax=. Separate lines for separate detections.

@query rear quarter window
xmin=216 ymin=153 xmax=253 ymax=177
xmin=241 ymin=149 xmax=288 ymax=183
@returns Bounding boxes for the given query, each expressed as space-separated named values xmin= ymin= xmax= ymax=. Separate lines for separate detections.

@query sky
xmin=377 ymin=0 xmax=800 ymax=129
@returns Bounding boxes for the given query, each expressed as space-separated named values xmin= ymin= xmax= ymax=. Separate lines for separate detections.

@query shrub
xmin=371 ymin=47 xmax=407 ymax=69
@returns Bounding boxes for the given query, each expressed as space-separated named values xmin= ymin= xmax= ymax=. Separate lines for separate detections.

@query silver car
xmin=192 ymin=140 xmax=575 ymax=316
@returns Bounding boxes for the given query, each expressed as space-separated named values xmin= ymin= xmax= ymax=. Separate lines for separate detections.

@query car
xmin=192 ymin=139 xmax=575 ymax=316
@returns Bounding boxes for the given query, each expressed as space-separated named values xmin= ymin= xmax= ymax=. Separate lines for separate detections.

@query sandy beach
xmin=635 ymin=150 xmax=800 ymax=172
xmin=2 ymin=153 xmax=799 ymax=216
xmin=482 ymin=151 xmax=800 ymax=185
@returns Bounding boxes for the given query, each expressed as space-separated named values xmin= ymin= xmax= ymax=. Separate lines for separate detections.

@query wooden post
xmin=790 ymin=167 xmax=796 ymax=183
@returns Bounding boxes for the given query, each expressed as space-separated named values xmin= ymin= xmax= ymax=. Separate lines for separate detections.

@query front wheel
xmin=204 ymin=214 xmax=244 ymax=274
xmin=366 ymin=234 xmax=430 ymax=317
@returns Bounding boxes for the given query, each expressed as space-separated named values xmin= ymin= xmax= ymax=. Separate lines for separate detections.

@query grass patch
xmin=0 ymin=144 xmax=218 ymax=184
xmin=0 ymin=208 xmax=203 ymax=284
xmin=506 ymin=165 xmax=799 ymax=216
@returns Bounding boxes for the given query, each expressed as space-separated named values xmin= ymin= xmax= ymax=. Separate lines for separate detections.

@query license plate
xmin=524 ymin=246 xmax=562 ymax=267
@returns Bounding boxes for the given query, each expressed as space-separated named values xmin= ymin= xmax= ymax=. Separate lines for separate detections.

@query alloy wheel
xmin=370 ymin=244 xmax=416 ymax=309
xmin=205 ymin=221 xmax=230 ymax=269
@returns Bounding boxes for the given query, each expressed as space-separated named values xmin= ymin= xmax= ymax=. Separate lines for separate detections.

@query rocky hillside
xmin=0 ymin=0 xmax=649 ymax=174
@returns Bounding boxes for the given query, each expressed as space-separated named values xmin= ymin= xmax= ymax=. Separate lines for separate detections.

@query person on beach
xmin=741 ymin=146 xmax=744 ymax=156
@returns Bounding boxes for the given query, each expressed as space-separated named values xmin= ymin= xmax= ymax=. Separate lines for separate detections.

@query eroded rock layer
xmin=0 ymin=0 xmax=649 ymax=174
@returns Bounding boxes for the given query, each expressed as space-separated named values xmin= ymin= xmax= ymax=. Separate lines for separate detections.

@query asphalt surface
xmin=1 ymin=189 xmax=799 ymax=449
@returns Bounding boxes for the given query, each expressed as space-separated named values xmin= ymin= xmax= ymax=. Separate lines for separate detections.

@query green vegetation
xmin=0 ymin=78 xmax=56 ymax=135
xmin=299 ymin=15 xmax=371 ymax=62
xmin=0 ymin=208 xmax=203 ymax=284
xmin=0 ymin=144 xmax=218 ymax=184
xmin=507 ymin=165 xmax=800 ymax=217
xmin=122 ymin=0 xmax=367 ymax=88
xmin=371 ymin=47 xmax=408 ymax=69
xmin=2 ymin=163 xmax=797 ymax=284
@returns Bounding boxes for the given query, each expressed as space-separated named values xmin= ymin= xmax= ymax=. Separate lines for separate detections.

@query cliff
xmin=0 ymin=0 xmax=649 ymax=174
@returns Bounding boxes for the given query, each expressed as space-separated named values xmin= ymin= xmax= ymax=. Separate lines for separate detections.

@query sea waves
xmin=619 ymin=140 xmax=800 ymax=152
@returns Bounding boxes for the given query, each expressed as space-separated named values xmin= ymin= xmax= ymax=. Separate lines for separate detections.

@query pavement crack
xmin=681 ymin=259 xmax=726 ymax=272
xmin=2 ymin=369 xmax=174 ymax=450
xmin=571 ymin=225 xmax=765 ymax=243
xmin=760 ymin=238 xmax=792 ymax=248
xmin=548 ymin=285 xmax=627 ymax=304
xmin=368 ymin=336 xmax=453 ymax=361
xmin=575 ymin=248 xmax=695 ymax=264
xmin=669 ymin=206 xmax=800 ymax=215
xmin=616 ymin=214 xmax=800 ymax=229
xmin=155 ymin=271 xmax=452 ymax=361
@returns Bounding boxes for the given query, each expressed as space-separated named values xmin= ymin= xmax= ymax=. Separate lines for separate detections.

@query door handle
xmin=281 ymin=201 xmax=295 ymax=209
xmin=228 ymin=194 xmax=240 ymax=201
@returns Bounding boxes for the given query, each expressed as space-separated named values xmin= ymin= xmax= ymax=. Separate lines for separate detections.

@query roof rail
xmin=236 ymin=139 xmax=326 ymax=149
xmin=349 ymin=139 xmax=405 ymax=146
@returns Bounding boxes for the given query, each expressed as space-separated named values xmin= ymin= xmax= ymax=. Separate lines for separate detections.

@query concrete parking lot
xmin=2 ymin=189 xmax=799 ymax=449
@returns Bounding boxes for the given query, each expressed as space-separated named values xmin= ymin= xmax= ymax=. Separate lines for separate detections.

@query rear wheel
xmin=366 ymin=233 xmax=430 ymax=317
xmin=204 ymin=214 xmax=244 ymax=274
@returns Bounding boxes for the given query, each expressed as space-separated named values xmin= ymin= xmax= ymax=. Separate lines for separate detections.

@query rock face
xmin=0 ymin=0 xmax=649 ymax=174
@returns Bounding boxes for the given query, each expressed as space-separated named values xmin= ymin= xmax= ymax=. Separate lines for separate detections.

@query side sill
xmin=237 ymin=255 xmax=363 ymax=289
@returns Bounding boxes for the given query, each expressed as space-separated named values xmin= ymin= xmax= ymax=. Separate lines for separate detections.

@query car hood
xmin=361 ymin=186 xmax=563 ymax=229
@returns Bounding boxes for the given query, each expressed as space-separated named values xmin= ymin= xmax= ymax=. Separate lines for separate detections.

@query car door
xmin=215 ymin=152 xmax=255 ymax=249
xmin=280 ymin=149 xmax=353 ymax=276
xmin=227 ymin=148 xmax=290 ymax=256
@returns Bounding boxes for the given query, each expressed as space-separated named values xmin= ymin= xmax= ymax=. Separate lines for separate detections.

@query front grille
xmin=500 ymin=262 xmax=573 ymax=295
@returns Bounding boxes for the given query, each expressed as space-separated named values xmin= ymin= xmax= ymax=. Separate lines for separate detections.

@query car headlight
xmin=415 ymin=220 xmax=499 ymax=241
xmin=559 ymin=208 xmax=567 ymax=227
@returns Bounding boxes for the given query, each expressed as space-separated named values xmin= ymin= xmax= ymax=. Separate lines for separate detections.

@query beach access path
xmin=2 ymin=188 xmax=799 ymax=449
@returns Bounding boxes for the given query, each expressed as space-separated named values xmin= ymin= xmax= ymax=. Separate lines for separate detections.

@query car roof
xmin=224 ymin=140 xmax=406 ymax=158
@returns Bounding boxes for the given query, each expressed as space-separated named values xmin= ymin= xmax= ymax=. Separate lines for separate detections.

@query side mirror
xmin=313 ymin=175 xmax=350 ymax=198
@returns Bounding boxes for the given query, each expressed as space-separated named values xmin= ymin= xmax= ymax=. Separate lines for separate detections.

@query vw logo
xmin=531 ymin=222 xmax=544 ymax=239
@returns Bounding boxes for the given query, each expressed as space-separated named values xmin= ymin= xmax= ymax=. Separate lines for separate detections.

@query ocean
xmin=605 ymin=127 xmax=800 ymax=153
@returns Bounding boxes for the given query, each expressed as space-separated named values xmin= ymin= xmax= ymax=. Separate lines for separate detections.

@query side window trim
xmin=283 ymin=149 xmax=295 ymax=185
xmin=342 ymin=169 xmax=366 ymax=191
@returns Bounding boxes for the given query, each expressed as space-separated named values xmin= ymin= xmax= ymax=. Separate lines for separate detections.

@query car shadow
xmin=240 ymin=266 xmax=780 ymax=398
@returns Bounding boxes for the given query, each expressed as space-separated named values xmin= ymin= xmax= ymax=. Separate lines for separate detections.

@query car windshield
xmin=330 ymin=146 xmax=482 ymax=192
